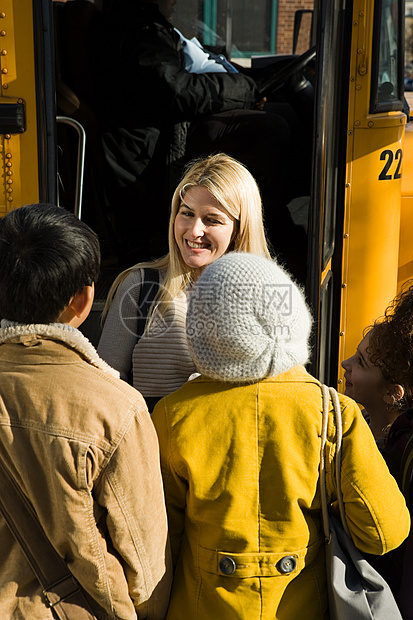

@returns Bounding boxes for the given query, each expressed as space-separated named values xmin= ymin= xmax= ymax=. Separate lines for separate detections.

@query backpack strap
xmin=0 ymin=455 xmax=97 ymax=619
xmin=401 ymin=430 xmax=413 ymax=509
xmin=127 ymin=268 xmax=161 ymax=386
xmin=136 ymin=268 xmax=161 ymax=342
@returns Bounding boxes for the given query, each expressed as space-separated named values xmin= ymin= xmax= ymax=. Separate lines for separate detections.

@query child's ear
xmin=58 ymin=285 xmax=94 ymax=326
xmin=69 ymin=285 xmax=94 ymax=321
xmin=383 ymin=384 xmax=405 ymax=405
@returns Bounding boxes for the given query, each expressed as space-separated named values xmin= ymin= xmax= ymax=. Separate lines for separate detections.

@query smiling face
xmin=173 ymin=186 xmax=236 ymax=272
xmin=341 ymin=331 xmax=391 ymax=411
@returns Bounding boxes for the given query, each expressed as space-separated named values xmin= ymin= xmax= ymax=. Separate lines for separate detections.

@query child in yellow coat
xmin=152 ymin=252 xmax=409 ymax=620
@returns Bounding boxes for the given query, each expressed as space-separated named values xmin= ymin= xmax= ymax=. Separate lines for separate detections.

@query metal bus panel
xmin=0 ymin=0 xmax=39 ymax=213
xmin=399 ymin=121 xmax=413 ymax=287
xmin=0 ymin=0 xmax=55 ymax=215
xmin=340 ymin=126 xmax=403 ymax=367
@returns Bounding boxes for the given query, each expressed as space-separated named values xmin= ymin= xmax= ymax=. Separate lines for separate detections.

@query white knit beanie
xmin=186 ymin=252 xmax=312 ymax=382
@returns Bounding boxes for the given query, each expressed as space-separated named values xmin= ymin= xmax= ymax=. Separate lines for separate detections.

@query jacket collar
xmin=0 ymin=320 xmax=120 ymax=379
xmin=189 ymin=365 xmax=317 ymax=385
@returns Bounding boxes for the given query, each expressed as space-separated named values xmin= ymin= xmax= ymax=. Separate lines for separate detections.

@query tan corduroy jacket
xmin=152 ymin=366 xmax=410 ymax=620
xmin=0 ymin=322 xmax=171 ymax=620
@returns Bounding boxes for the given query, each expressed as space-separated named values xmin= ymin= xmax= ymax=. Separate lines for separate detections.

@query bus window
xmin=174 ymin=1 xmax=314 ymax=60
xmin=370 ymin=0 xmax=404 ymax=112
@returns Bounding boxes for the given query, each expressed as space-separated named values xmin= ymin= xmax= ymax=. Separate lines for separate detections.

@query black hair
xmin=0 ymin=204 xmax=100 ymax=323
xmin=367 ymin=280 xmax=413 ymax=409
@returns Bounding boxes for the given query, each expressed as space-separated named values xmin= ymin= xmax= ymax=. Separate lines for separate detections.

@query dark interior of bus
xmin=52 ymin=0 xmax=317 ymax=345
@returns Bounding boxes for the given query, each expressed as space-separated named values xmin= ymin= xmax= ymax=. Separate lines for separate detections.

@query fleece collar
xmin=0 ymin=320 xmax=120 ymax=379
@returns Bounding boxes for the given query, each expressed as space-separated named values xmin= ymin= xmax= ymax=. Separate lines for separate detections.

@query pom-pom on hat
xmin=186 ymin=252 xmax=312 ymax=382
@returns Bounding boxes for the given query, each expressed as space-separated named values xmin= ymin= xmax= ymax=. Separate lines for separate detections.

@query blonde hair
xmin=102 ymin=153 xmax=272 ymax=322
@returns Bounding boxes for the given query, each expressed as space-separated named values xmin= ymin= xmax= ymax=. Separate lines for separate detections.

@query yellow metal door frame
xmin=0 ymin=0 xmax=40 ymax=215
xmin=338 ymin=0 xmax=406 ymax=387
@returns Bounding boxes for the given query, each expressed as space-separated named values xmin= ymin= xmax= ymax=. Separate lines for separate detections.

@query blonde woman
xmin=98 ymin=153 xmax=272 ymax=409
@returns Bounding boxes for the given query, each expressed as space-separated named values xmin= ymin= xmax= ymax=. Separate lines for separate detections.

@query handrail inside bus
xmin=56 ymin=116 xmax=86 ymax=220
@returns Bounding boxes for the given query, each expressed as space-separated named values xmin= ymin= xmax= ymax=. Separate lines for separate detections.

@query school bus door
xmin=308 ymin=0 xmax=406 ymax=388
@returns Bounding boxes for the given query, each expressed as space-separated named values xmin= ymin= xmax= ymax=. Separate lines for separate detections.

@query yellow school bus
xmin=0 ymin=0 xmax=411 ymax=389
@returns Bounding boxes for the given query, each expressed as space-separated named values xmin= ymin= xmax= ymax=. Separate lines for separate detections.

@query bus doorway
xmin=1 ymin=0 xmax=411 ymax=390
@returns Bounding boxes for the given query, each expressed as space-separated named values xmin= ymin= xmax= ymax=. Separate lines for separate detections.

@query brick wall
xmin=277 ymin=1 xmax=314 ymax=55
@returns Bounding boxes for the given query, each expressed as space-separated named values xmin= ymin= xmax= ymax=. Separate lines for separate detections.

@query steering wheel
xmin=258 ymin=46 xmax=316 ymax=97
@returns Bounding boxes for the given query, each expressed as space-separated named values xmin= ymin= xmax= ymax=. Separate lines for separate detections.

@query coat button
xmin=277 ymin=556 xmax=297 ymax=574
xmin=219 ymin=556 xmax=236 ymax=575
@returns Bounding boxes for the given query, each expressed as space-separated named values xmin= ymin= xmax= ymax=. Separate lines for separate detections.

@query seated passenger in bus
xmin=0 ymin=204 xmax=171 ymax=619
xmin=341 ymin=284 xmax=413 ymax=618
xmin=98 ymin=153 xmax=272 ymax=412
xmin=100 ymin=0 xmax=309 ymax=276
xmin=151 ymin=251 xmax=409 ymax=620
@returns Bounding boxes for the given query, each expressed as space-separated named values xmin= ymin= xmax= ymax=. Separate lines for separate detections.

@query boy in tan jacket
xmin=0 ymin=204 xmax=171 ymax=619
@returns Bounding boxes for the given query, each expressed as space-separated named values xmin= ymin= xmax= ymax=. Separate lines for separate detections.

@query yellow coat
xmin=152 ymin=366 xmax=410 ymax=620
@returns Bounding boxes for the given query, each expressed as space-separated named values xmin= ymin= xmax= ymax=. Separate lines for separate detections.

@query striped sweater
xmin=98 ymin=268 xmax=196 ymax=398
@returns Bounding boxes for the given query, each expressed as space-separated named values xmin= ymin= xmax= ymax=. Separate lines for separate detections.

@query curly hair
xmin=367 ymin=281 xmax=413 ymax=408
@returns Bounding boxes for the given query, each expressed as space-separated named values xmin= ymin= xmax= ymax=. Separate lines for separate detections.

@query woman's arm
xmin=98 ymin=270 xmax=143 ymax=382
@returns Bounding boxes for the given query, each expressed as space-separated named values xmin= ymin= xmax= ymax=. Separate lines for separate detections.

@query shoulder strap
xmin=320 ymin=385 xmax=330 ymax=540
xmin=320 ymin=385 xmax=351 ymax=539
xmin=401 ymin=431 xmax=413 ymax=509
xmin=136 ymin=267 xmax=161 ymax=342
xmin=0 ymin=456 xmax=96 ymax=619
